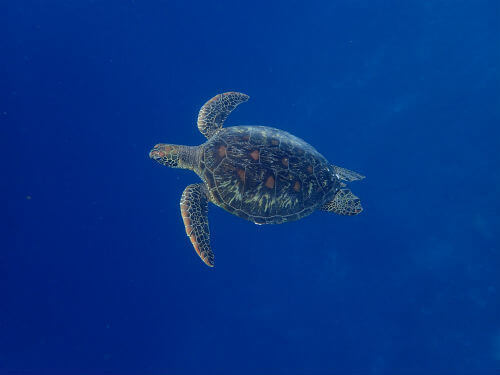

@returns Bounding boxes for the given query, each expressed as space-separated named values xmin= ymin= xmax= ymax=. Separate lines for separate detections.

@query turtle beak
xmin=149 ymin=144 xmax=164 ymax=160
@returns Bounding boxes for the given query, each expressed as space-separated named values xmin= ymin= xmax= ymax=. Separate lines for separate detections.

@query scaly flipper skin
xmin=197 ymin=92 xmax=249 ymax=139
xmin=334 ymin=166 xmax=365 ymax=182
xmin=321 ymin=189 xmax=363 ymax=215
xmin=180 ymin=183 xmax=214 ymax=267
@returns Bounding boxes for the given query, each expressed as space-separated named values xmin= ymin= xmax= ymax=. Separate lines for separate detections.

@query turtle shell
xmin=199 ymin=126 xmax=340 ymax=224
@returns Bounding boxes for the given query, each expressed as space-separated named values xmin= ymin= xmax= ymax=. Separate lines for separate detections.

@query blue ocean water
xmin=2 ymin=1 xmax=499 ymax=374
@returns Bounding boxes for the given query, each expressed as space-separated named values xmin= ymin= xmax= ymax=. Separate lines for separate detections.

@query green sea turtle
xmin=150 ymin=92 xmax=364 ymax=267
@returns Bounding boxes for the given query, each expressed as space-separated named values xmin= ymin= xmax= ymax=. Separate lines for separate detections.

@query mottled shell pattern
xmin=199 ymin=125 xmax=341 ymax=224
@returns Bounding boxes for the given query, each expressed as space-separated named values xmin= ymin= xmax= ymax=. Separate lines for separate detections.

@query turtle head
xmin=149 ymin=143 xmax=199 ymax=170
xmin=149 ymin=144 xmax=182 ymax=168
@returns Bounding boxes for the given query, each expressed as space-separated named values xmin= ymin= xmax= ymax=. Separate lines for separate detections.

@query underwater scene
xmin=3 ymin=0 xmax=499 ymax=374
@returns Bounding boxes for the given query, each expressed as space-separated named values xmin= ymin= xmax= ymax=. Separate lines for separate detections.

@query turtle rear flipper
xmin=180 ymin=183 xmax=214 ymax=267
xmin=197 ymin=92 xmax=249 ymax=139
xmin=321 ymin=189 xmax=363 ymax=216
xmin=334 ymin=166 xmax=365 ymax=182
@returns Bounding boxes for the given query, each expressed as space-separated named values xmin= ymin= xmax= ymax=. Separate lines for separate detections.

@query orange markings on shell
xmin=218 ymin=145 xmax=227 ymax=158
xmin=307 ymin=165 xmax=313 ymax=173
xmin=250 ymin=150 xmax=260 ymax=160
xmin=293 ymin=181 xmax=301 ymax=192
xmin=265 ymin=175 xmax=275 ymax=189
xmin=282 ymin=157 xmax=289 ymax=167
xmin=237 ymin=169 xmax=246 ymax=183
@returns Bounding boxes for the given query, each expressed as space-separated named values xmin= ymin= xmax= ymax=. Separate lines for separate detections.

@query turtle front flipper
xmin=197 ymin=92 xmax=249 ymax=138
xmin=180 ymin=183 xmax=214 ymax=267
xmin=320 ymin=189 xmax=363 ymax=216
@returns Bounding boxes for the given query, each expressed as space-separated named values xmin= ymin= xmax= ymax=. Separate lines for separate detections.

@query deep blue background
xmin=2 ymin=1 xmax=499 ymax=374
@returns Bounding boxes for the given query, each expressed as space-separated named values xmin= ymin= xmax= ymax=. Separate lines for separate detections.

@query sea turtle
xmin=150 ymin=92 xmax=364 ymax=267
